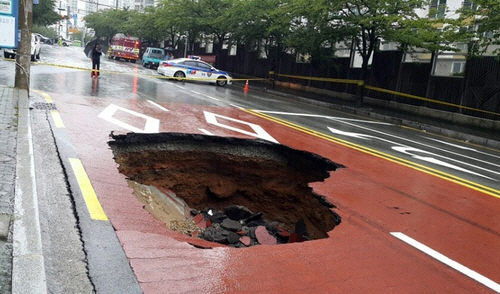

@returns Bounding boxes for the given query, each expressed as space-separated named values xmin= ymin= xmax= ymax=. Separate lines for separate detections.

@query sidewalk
xmin=0 ymin=86 xmax=47 ymax=293
xmin=0 ymin=86 xmax=18 ymax=293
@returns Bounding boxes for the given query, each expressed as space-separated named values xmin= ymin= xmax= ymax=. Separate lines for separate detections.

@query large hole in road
xmin=108 ymin=132 xmax=344 ymax=248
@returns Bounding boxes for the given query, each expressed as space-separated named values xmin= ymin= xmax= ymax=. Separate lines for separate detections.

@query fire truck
xmin=107 ymin=33 xmax=140 ymax=63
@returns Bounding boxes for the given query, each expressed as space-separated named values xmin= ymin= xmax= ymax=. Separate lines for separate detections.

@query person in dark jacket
xmin=91 ymin=44 xmax=103 ymax=77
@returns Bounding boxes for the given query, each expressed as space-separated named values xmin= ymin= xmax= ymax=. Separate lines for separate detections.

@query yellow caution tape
xmin=34 ymin=61 xmax=266 ymax=82
xmin=274 ymin=73 xmax=499 ymax=117
xmin=20 ymin=61 xmax=500 ymax=117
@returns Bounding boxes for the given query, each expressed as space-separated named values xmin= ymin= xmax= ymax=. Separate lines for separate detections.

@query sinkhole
xmin=108 ymin=132 xmax=345 ymax=248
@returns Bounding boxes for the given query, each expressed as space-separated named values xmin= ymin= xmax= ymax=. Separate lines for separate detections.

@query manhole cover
xmin=109 ymin=132 xmax=344 ymax=248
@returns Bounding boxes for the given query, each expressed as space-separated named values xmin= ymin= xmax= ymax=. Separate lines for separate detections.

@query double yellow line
xmin=246 ymin=109 xmax=500 ymax=199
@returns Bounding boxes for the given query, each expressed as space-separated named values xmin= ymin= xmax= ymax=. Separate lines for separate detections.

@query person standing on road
xmin=91 ymin=44 xmax=103 ymax=78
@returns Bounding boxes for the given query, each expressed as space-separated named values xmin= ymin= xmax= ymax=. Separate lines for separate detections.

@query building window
xmin=451 ymin=62 xmax=465 ymax=75
xmin=430 ymin=0 xmax=446 ymax=18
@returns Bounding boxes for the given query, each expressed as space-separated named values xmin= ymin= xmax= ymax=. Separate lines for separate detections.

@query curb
xmin=12 ymin=88 xmax=48 ymax=294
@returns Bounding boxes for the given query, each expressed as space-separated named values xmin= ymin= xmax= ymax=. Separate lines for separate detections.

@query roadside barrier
xmin=274 ymin=73 xmax=500 ymax=118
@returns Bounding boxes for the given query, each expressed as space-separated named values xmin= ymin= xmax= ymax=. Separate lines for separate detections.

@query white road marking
xmin=392 ymin=146 xmax=495 ymax=180
xmin=204 ymin=111 xmax=278 ymax=143
xmin=98 ymin=104 xmax=159 ymax=133
xmin=229 ymin=103 xmax=244 ymax=109
xmin=423 ymin=137 xmax=478 ymax=151
xmin=199 ymin=128 xmax=214 ymax=135
xmin=391 ymin=232 xmax=500 ymax=293
xmin=329 ymin=119 xmax=500 ymax=169
xmin=253 ymin=110 xmax=392 ymax=124
xmin=147 ymin=100 xmax=169 ymax=112
xmin=424 ymin=137 xmax=500 ymax=160
xmin=328 ymin=127 xmax=497 ymax=180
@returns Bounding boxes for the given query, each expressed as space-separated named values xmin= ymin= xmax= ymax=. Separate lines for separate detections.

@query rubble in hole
xmin=109 ymin=132 xmax=345 ymax=247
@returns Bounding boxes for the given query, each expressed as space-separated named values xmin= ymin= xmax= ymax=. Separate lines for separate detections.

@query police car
xmin=157 ymin=58 xmax=232 ymax=87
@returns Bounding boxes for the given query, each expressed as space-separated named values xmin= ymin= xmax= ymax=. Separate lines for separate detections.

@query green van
xmin=142 ymin=47 xmax=165 ymax=69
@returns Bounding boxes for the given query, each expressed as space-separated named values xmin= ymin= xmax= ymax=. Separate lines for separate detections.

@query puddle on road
xmin=108 ymin=132 xmax=344 ymax=248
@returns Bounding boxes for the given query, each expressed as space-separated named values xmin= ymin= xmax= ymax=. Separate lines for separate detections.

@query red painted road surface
xmin=51 ymin=94 xmax=499 ymax=293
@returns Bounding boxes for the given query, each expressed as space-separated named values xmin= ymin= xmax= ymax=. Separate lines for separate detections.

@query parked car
xmin=157 ymin=58 xmax=232 ymax=87
xmin=3 ymin=33 xmax=41 ymax=61
xmin=60 ymin=37 xmax=73 ymax=46
xmin=35 ymin=33 xmax=56 ymax=45
xmin=142 ymin=47 xmax=165 ymax=69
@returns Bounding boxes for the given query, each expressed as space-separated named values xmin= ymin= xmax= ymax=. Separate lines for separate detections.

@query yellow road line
xmin=245 ymin=109 xmax=500 ymax=199
xmin=50 ymin=110 xmax=65 ymax=128
xmin=32 ymin=89 xmax=53 ymax=103
xmin=69 ymin=158 xmax=108 ymax=221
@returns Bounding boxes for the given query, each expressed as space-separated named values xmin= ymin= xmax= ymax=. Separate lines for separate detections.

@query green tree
xmin=286 ymin=0 xmax=344 ymax=70
xmin=155 ymin=0 xmax=199 ymax=52
xmin=32 ymin=25 xmax=58 ymax=38
xmin=186 ymin=0 xmax=235 ymax=57
xmin=84 ymin=8 xmax=137 ymax=40
xmin=324 ymin=0 xmax=458 ymax=106
xmin=33 ymin=0 xmax=60 ymax=26
xmin=457 ymin=0 xmax=500 ymax=58
xmin=124 ymin=7 xmax=164 ymax=42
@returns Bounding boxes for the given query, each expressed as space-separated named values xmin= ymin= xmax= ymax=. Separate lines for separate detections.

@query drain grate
xmin=31 ymin=102 xmax=57 ymax=110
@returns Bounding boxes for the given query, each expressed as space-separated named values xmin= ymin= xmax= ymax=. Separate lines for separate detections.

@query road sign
xmin=0 ymin=0 xmax=19 ymax=48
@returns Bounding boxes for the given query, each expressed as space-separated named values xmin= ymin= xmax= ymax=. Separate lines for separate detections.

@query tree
xmin=327 ymin=0 xmax=458 ymax=106
xmin=124 ymin=7 xmax=164 ymax=42
xmin=227 ymin=0 xmax=294 ymax=76
xmin=186 ymin=0 xmax=236 ymax=57
xmin=84 ymin=9 xmax=137 ymax=40
xmin=457 ymin=0 xmax=500 ymax=58
xmin=286 ymin=0 xmax=345 ymax=70
xmin=32 ymin=0 xmax=60 ymax=26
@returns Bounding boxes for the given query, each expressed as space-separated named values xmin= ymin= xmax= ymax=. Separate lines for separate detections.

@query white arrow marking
xmin=204 ymin=111 xmax=278 ymax=143
xmin=392 ymin=146 xmax=495 ymax=180
xmin=327 ymin=127 xmax=373 ymax=140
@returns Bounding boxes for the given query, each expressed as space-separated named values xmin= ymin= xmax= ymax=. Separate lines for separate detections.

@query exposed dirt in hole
xmin=108 ymin=132 xmax=345 ymax=246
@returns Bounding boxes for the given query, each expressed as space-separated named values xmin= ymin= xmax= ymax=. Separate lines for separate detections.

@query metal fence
xmin=188 ymin=44 xmax=500 ymax=121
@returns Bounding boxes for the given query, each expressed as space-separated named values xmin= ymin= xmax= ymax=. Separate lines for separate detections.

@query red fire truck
xmin=107 ymin=33 xmax=141 ymax=63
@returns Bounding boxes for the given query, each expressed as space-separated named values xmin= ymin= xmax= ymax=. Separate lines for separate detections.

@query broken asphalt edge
xmin=12 ymin=88 xmax=48 ymax=294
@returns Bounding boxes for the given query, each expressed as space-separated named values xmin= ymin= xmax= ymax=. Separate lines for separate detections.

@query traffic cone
xmin=244 ymin=80 xmax=249 ymax=92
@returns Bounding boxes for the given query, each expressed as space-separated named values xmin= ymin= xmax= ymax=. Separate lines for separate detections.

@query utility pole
xmin=14 ymin=0 xmax=33 ymax=92
xmin=66 ymin=5 xmax=70 ymax=39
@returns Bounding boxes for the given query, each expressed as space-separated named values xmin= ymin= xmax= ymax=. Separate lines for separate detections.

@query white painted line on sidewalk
xmin=391 ymin=232 xmax=500 ymax=293
xmin=13 ymin=88 xmax=48 ymax=294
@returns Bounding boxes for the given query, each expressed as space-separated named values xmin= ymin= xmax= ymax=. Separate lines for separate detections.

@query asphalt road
xmin=1 ymin=44 xmax=500 ymax=293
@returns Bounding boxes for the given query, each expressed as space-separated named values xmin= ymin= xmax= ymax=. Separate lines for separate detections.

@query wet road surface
xmin=1 ymin=44 xmax=500 ymax=293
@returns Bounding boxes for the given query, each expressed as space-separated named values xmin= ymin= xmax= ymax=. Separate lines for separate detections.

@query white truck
xmin=3 ymin=33 xmax=41 ymax=61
